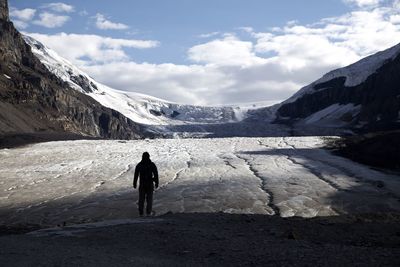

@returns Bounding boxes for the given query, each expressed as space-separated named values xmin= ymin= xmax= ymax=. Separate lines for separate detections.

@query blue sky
xmin=8 ymin=0 xmax=400 ymax=105
xmin=10 ymin=0 xmax=349 ymax=64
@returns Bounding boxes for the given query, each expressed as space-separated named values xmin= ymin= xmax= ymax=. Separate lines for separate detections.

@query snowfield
xmin=1 ymin=137 xmax=400 ymax=227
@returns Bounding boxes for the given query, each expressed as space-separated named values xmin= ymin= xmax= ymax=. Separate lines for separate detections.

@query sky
xmin=8 ymin=0 xmax=400 ymax=105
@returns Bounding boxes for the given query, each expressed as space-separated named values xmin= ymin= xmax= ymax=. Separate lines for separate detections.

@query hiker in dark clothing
xmin=133 ymin=152 xmax=159 ymax=216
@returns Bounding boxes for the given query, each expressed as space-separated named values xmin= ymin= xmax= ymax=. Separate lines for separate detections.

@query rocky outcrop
xmin=328 ymin=131 xmax=400 ymax=171
xmin=0 ymin=3 xmax=146 ymax=139
xmin=0 ymin=0 xmax=8 ymax=21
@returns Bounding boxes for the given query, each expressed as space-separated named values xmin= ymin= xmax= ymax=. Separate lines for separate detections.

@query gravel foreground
xmin=1 ymin=212 xmax=400 ymax=267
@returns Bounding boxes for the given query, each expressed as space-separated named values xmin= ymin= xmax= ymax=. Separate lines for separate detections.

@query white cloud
xmin=390 ymin=14 xmax=400 ymax=23
xmin=79 ymin=10 xmax=89 ymax=16
xmin=33 ymin=12 xmax=70 ymax=28
xmin=81 ymin=61 xmax=304 ymax=105
xmin=27 ymin=33 xmax=160 ymax=65
xmin=83 ymin=62 xmax=232 ymax=105
xmin=343 ymin=0 xmax=382 ymax=7
xmin=197 ymin=31 xmax=220 ymax=38
xmin=188 ymin=35 xmax=266 ymax=67
xmin=10 ymin=8 xmax=36 ymax=21
xmin=237 ymin=27 xmax=254 ymax=33
xmin=95 ymin=13 xmax=129 ymax=30
xmin=42 ymin=2 xmax=75 ymax=13
xmin=9 ymin=7 xmax=36 ymax=29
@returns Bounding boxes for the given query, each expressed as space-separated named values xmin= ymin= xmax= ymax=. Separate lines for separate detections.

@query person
xmin=133 ymin=152 xmax=159 ymax=216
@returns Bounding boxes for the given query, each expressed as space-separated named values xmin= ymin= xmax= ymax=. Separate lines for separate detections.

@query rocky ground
xmin=0 ymin=132 xmax=102 ymax=149
xmin=0 ymin=212 xmax=400 ymax=266
xmin=326 ymin=131 xmax=400 ymax=172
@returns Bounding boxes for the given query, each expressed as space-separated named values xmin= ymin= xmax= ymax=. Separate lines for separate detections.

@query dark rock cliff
xmin=0 ymin=1 xmax=146 ymax=139
xmin=0 ymin=0 xmax=8 ymax=21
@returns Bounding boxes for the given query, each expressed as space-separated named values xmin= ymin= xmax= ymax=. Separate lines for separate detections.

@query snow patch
xmin=304 ymin=103 xmax=361 ymax=126
xmin=321 ymin=43 xmax=400 ymax=88
xmin=3 ymin=74 xmax=11 ymax=79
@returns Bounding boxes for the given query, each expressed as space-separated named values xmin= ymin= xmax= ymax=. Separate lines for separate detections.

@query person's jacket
xmin=134 ymin=160 xmax=158 ymax=190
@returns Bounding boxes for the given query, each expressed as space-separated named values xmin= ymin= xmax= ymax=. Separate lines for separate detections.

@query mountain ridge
xmin=0 ymin=0 xmax=8 ymax=21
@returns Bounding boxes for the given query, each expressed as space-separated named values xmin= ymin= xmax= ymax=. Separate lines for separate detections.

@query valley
xmin=2 ymin=0 xmax=400 ymax=264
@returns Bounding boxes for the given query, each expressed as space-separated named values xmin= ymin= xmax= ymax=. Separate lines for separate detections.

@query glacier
xmin=1 ymin=137 xmax=400 ymax=227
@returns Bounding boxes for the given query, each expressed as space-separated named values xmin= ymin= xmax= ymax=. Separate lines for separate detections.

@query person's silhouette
xmin=133 ymin=152 xmax=159 ymax=216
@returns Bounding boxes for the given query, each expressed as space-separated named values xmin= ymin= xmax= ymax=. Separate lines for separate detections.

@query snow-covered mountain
xmin=0 ymin=3 xmax=144 ymax=140
xmin=273 ymin=42 xmax=400 ymax=133
xmin=23 ymin=36 xmax=255 ymax=135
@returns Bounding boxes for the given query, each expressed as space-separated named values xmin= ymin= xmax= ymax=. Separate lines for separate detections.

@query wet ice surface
xmin=1 ymin=137 xmax=400 ymax=226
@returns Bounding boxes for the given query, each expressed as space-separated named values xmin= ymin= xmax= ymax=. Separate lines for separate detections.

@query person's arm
xmin=153 ymin=163 xmax=159 ymax=189
xmin=133 ymin=164 xmax=139 ymax=189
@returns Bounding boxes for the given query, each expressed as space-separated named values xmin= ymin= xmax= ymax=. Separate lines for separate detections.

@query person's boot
xmin=146 ymin=211 xmax=155 ymax=217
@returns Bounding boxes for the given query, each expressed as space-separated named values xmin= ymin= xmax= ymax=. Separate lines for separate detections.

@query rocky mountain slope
xmin=0 ymin=0 xmax=145 ymax=139
xmin=273 ymin=43 xmax=400 ymax=133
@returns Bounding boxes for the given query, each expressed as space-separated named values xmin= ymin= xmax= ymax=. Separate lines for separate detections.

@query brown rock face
xmin=0 ymin=11 xmax=147 ymax=139
xmin=0 ymin=0 xmax=8 ymax=21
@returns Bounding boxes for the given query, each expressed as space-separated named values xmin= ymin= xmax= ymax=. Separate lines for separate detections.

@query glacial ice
xmin=1 ymin=137 xmax=400 ymax=226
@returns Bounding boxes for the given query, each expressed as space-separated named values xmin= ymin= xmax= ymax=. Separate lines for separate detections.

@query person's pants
xmin=138 ymin=188 xmax=153 ymax=215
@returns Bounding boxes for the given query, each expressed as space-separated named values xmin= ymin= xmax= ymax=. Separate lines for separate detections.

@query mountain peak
xmin=0 ymin=0 xmax=9 ymax=21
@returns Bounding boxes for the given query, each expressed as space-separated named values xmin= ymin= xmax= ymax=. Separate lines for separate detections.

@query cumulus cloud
xmin=33 ymin=12 xmax=70 ymax=28
xmin=25 ymin=0 xmax=400 ymax=105
xmin=197 ymin=31 xmax=220 ymax=38
xmin=83 ymin=62 xmax=232 ymax=105
xmin=95 ymin=13 xmax=129 ymax=30
xmin=9 ymin=7 xmax=36 ymax=29
xmin=188 ymin=35 xmax=267 ymax=67
xmin=257 ymin=7 xmax=400 ymax=60
xmin=391 ymin=14 xmax=400 ymax=23
xmin=27 ymin=33 xmax=160 ymax=65
xmin=41 ymin=2 xmax=75 ymax=13
xmin=10 ymin=8 xmax=36 ymax=21
xmin=343 ymin=0 xmax=382 ymax=7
